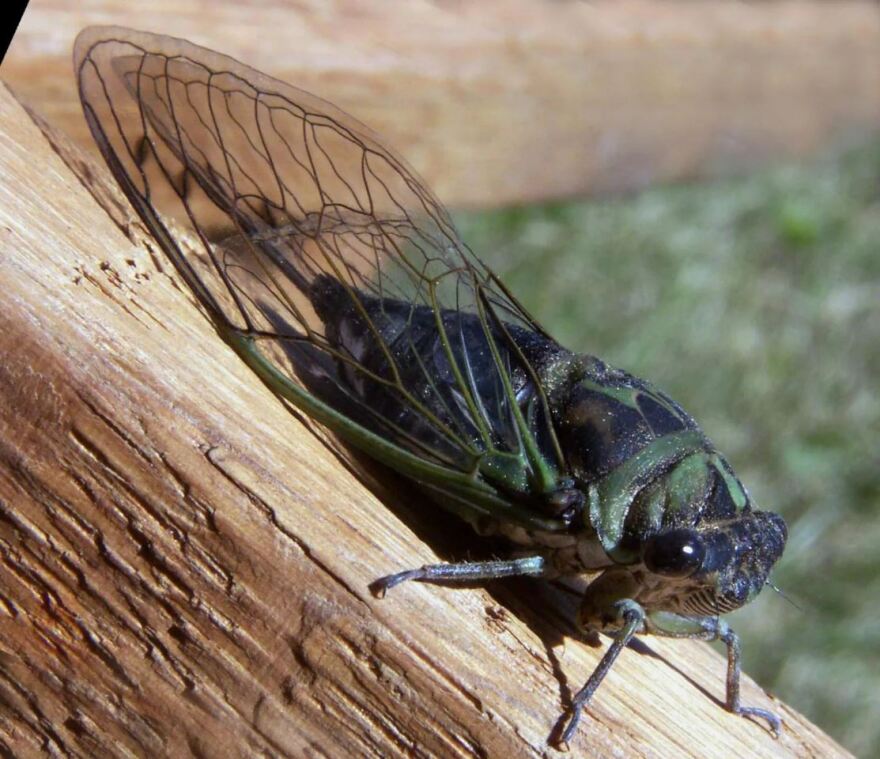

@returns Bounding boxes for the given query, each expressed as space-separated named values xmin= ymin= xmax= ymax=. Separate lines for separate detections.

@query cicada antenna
xmin=765 ymin=579 xmax=802 ymax=612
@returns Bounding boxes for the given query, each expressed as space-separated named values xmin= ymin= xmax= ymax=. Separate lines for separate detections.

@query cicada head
xmin=637 ymin=508 xmax=788 ymax=616
xmin=557 ymin=357 xmax=787 ymax=622
xmin=588 ymin=442 xmax=788 ymax=621
xmin=621 ymin=445 xmax=789 ymax=617
xmin=578 ymin=474 xmax=787 ymax=633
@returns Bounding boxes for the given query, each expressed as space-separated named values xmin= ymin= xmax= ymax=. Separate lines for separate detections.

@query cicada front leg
xmin=558 ymin=570 xmax=782 ymax=748
xmin=558 ymin=596 xmax=646 ymax=748
xmin=636 ymin=610 xmax=782 ymax=735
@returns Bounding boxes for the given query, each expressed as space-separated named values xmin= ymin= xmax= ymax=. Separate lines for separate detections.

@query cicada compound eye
xmin=642 ymin=528 xmax=706 ymax=578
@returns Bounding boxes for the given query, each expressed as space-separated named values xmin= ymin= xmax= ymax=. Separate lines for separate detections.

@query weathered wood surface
xmin=4 ymin=0 xmax=880 ymax=208
xmin=0 ymin=83 xmax=855 ymax=757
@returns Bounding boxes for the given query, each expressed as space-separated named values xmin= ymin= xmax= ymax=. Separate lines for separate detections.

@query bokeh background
xmin=4 ymin=1 xmax=879 ymax=754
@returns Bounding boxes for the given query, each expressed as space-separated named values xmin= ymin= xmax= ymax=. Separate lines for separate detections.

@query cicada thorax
xmin=554 ymin=355 xmax=787 ymax=615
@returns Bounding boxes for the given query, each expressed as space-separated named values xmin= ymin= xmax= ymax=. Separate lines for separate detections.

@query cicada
xmin=74 ymin=26 xmax=787 ymax=746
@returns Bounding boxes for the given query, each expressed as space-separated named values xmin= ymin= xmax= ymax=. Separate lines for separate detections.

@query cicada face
xmin=637 ymin=509 xmax=788 ymax=617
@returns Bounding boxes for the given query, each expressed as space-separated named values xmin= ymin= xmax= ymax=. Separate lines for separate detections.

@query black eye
xmin=642 ymin=529 xmax=705 ymax=578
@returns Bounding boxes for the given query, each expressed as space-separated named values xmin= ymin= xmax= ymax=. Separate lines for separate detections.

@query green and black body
xmin=307 ymin=274 xmax=785 ymax=608
xmin=75 ymin=26 xmax=788 ymax=747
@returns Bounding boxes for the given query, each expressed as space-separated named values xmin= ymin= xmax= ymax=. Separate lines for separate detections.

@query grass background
xmin=454 ymin=137 xmax=880 ymax=757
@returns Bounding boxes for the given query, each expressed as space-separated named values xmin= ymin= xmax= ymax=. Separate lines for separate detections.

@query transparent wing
xmin=75 ymin=26 xmax=562 ymax=478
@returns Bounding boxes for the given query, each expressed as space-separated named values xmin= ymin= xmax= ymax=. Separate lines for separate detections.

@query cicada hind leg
xmin=369 ymin=555 xmax=547 ymax=598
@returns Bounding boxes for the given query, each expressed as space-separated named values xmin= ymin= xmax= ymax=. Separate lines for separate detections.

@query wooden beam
xmin=4 ymin=0 xmax=880 ymax=208
xmin=0 ymin=83 xmax=853 ymax=757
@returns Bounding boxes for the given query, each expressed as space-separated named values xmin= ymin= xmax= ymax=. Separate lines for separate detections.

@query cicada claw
xmin=369 ymin=569 xmax=427 ymax=598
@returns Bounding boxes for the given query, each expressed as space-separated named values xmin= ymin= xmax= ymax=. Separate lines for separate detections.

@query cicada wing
xmin=74 ymin=26 xmax=562 ymax=480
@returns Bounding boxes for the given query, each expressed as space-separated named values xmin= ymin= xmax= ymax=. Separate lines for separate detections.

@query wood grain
xmin=0 ymin=82 xmax=854 ymax=758
xmin=3 ymin=0 xmax=880 ymax=208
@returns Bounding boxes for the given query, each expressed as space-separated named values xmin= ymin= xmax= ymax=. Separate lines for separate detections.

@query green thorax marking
xmin=587 ymin=429 xmax=708 ymax=560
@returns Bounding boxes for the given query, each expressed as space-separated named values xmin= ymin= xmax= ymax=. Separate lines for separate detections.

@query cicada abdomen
xmin=74 ymin=26 xmax=787 ymax=746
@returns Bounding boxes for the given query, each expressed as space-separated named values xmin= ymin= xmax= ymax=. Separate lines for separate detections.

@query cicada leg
xmin=563 ymin=571 xmax=782 ymax=746
xmin=644 ymin=610 xmax=782 ymax=737
xmin=717 ymin=621 xmax=783 ymax=735
xmin=559 ymin=598 xmax=645 ymax=748
xmin=369 ymin=555 xmax=547 ymax=597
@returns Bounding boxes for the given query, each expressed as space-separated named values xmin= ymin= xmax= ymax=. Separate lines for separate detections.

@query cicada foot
xmin=370 ymin=555 xmax=547 ymax=598
xmin=369 ymin=569 xmax=425 ymax=598
xmin=732 ymin=704 xmax=782 ymax=738
xmin=641 ymin=611 xmax=783 ymax=738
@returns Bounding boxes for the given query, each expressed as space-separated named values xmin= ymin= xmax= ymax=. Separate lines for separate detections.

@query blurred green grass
xmin=454 ymin=137 xmax=880 ymax=757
